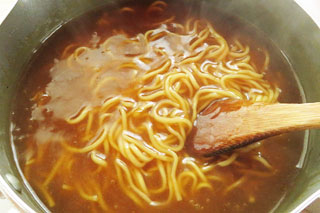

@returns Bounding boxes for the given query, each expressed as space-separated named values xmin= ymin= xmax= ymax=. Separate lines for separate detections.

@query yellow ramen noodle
xmin=15 ymin=1 xmax=289 ymax=213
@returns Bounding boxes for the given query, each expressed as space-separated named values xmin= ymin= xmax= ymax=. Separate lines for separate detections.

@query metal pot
xmin=0 ymin=0 xmax=320 ymax=212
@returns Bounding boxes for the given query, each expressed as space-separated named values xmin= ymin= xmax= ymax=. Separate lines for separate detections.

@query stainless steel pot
xmin=1 ymin=0 xmax=320 ymax=212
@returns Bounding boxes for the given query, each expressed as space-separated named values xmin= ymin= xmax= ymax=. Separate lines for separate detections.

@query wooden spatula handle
xmin=244 ymin=102 xmax=320 ymax=132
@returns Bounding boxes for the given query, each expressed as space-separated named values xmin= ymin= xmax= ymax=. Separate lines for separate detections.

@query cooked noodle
xmin=21 ymin=1 xmax=280 ymax=211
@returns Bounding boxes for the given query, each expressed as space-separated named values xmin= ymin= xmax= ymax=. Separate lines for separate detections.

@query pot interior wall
xmin=0 ymin=0 xmax=320 ymax=212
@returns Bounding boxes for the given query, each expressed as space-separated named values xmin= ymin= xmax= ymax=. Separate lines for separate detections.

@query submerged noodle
xmin=22 ymin=2 xmax=280 ymax=212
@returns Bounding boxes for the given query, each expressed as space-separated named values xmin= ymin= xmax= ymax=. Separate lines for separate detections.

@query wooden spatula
xmin=187 ymin=99 xmax=320 ymax=156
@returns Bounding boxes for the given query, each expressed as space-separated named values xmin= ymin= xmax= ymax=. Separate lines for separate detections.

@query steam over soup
xmin=11 ymin=0 xmax=304 ymax=212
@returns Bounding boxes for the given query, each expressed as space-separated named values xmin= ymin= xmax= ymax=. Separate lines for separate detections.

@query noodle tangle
xmin=24 ymin=2 xmax=280 ymax=211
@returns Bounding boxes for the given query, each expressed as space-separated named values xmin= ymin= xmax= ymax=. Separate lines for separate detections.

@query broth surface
xmin=11 ymin=1 xmax=304 ymax=212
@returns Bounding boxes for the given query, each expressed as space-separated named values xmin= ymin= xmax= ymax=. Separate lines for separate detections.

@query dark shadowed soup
xmin=11 ymin=0 xmax=305 ymax=212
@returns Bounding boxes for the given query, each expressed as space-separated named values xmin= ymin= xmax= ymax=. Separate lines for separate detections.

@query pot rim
xmin=0 ymin=175 xmax=37 ymax=213
xmin=1 ymin=0 xmax=320 ymax=212
xmin=292 ymin=189 xmax=320 ymax=213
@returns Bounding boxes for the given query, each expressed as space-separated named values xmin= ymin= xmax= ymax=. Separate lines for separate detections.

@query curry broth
xmin=11 ymin=1 xmax=304 ymax=212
